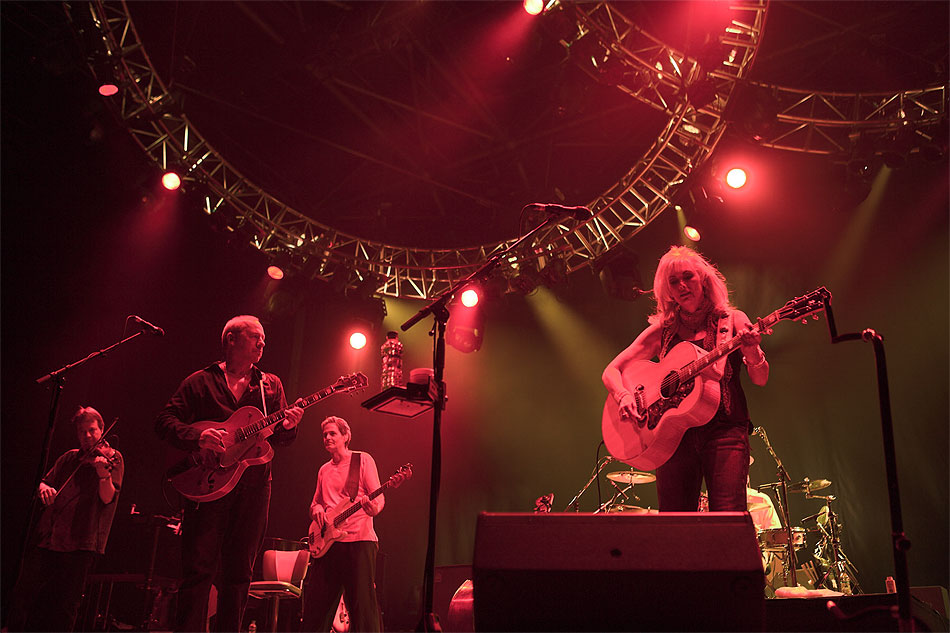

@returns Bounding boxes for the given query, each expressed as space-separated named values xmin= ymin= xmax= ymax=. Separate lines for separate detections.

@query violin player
xmin=6 ymin=406 xmax=124 ymax=632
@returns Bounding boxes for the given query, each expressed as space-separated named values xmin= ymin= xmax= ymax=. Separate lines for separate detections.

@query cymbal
xmin=606 ymin=504 xmax=658 ymax=514
xmin=789 ymin=478 xmax=832 ymax=493
xmin=606 ymin=470 xmax=656 ymax=485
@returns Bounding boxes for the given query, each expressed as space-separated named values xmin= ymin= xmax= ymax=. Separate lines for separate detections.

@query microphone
xmin=531 ymin=203 xmax=592 ymax=220
xmin=131 ymin=315 xmax=164 ymax=336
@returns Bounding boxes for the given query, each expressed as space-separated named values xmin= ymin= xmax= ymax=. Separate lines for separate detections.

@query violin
xmin=81 ymin=439 xmax=120 ymax=472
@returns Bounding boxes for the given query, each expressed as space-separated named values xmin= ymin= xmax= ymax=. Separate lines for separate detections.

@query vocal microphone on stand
xmin=130 ymin=315 xmax=165 ymax=337
xmin=530 ymin=203 xmax=592 ymax=221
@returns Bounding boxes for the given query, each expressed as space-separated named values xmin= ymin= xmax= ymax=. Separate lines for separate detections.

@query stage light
xmin=523 ymin=0 xmax=544 ymax=16
xmin=266 ymin=265 xmax=284 ymax=281
xmin=725 ymin=168 xmax=747 ymax=189
xmin=98 ymin=83 xmax=119 ymax=97
xmin=349 ymin=331 xmax=367 ymax=350
xmin=161 ymin=171 xmax=182 ymax=191
xmin=460 ymin=288 xmax=479 ymax=307
xmin=684 ymin=225 xmax=702 ymax=242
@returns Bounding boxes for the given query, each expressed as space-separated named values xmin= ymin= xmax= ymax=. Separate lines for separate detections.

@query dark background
xmin=2 ymin=2 xmax=947 ymax=630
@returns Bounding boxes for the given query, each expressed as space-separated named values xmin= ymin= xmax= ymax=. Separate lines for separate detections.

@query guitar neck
xmin=333 ymin=481 xmax=391 ymax=526
xmin=236 ymin=385 xmax=339 ymax=442
xmin=680 ymin=310 xmax=780 ymax=380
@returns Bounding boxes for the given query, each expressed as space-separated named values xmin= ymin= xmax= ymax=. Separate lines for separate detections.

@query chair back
xmin=261 ymin=548 xmax=309 ymax=585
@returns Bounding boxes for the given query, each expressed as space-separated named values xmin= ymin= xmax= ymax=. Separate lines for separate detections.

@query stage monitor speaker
xmin=473 ymin=512 xmax=765 ymax=632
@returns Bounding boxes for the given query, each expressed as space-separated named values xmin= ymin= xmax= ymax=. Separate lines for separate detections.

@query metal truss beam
xmin=75 ymin=1 xmax=771 ymax=299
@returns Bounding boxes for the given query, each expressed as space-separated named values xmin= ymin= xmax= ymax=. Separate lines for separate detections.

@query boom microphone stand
xmin=17 ymin=318 xmax=159 ymax=607
xmin=754 ymin=426 xmax=799 ymax=587
xmin=401 ymin=207 xmax=584 ymax=631
xmin=820 ymin=290 xmax=912 ymax=630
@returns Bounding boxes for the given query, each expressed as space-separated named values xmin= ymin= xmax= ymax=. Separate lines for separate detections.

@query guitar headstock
xmin=388 ymin=463 xmax=413 ymax=488
xmin=333 ymin=372 xmax=368 ymax=393
xmin=777 ymin=287 xmax=830 ymax=323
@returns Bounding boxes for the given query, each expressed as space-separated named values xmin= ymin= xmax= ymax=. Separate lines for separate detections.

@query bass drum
xmin=331 ymin=596 xmax=349 ymax=632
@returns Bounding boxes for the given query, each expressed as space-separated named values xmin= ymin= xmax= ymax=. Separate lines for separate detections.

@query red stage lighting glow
xmin=266 ymin=265 xmax=284 ymax=280
xmin=161 ymin=171 xmax=182 ymax=191
xmin=349 ymin=331 xmax=367 ymax=350
xmin=523 ymin=0 xmax=544 ymax=16
xmin=98 ymin=83 xmax=119 ymax=97
xmin=460 ymin=288 xmax=479 ymax=307
xmin=725 ymin=167 xmax=748 ymax=189
xmin=684 ymin=225 xmax=702 ymax=242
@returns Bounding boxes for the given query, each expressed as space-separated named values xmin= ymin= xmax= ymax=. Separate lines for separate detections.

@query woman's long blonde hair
xmin=647 ymin=246 xmax=732 ymax=326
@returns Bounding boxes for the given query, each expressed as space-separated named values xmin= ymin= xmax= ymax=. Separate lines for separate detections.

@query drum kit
xmin=562 ymin=435 xmax=861 ymax=597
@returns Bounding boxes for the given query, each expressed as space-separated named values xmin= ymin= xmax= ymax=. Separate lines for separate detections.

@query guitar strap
xmin=344 ymin=451 xmax=362 ymax=501
xmin=258 ymin=370 xmax=268 ymax=416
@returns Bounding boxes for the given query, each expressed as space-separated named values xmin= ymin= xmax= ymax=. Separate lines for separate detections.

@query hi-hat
xmin=789 ymin=478 xmax=831 ymax=493
xmin=606 ymin=470 xmax=656 ymax=485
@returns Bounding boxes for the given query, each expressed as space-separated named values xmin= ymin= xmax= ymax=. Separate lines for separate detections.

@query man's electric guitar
xmin=166 ymin=372 xmax=368 ymax=502
xmin=308 ymin=463 xmax=412 ymax=559
xmin=603 ymin=288 xmax=829 ymax=471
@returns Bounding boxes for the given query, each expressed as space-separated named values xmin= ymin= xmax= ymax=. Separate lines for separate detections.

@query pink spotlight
xmin=460 ymin=288 xmax=479 ymax=307
xmin=266 ymin=265 xmax=284 ymax=280
xmin=161 ymin=171 xmax=182 ymax=191
xmin=98 ymin=83 xmax=119 ymax=97
xmin=349 ymin=331 xmax=367 ymax=350
xmin=725 ymin=167 xmax=748 ymax=189
xmin=684 ymin=225 xmax=702 ymax=242
xmin=523 ymin=0 xmax=544 ymax=16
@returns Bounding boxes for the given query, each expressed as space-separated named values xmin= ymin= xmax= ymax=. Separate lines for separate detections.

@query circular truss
xmin=74 ymin=1 xmax=773 ymax=299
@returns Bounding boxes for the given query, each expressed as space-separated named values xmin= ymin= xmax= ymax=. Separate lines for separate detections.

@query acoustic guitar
xmin=166 ymin=372 xmax=368 ymax=501
xmin=602 ymin=288 xmax=828 ymax=471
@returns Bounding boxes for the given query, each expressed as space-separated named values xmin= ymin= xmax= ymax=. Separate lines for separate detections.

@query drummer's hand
xmin=198 ymin=428 xmax=228 ymax=453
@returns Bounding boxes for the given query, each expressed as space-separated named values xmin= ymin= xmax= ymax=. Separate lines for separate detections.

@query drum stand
xmin=808 ymin=494 xmax=862 ymax=595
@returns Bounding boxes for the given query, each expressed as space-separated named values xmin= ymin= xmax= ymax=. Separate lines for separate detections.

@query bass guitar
xmin=166 ymin=372 xmax=368 ymax=501
xmin=308 ymin=463 xmax=412 ymax=558
xmin=602 ymin=288 xmax=828 ymax=471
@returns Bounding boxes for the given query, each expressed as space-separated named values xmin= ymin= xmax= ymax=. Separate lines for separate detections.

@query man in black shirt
xmin=155 ymin=315 xmax=303 ymax=632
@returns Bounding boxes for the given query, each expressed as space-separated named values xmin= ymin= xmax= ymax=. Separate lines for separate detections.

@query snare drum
xmin=757 ymin=527 xmax=805 ymax=552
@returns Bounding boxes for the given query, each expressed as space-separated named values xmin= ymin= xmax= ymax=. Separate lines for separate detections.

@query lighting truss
xmin=75 ymin=1 xmax=770 ymax=299
xmin=743 ymin=83 xmax=947 ymax=155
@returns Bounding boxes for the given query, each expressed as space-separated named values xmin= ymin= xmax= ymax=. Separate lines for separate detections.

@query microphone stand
xmin=820 ymin=291 xmax=912 ymax=630
xmin=566 ymin=456 xmax=615 ymax=513
xmin=401 ymin=210 xmax=577 ymax=632
xmin=16 ymin=328 xmax=150 ymax=602
xmin=755 ymin=427 xmax=799 ymax=587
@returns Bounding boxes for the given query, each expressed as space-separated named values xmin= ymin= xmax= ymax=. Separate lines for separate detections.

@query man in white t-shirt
xmin=303 ymin=416 xmax=384 ymax=632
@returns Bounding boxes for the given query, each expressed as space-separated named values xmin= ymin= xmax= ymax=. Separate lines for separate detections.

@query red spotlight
xmin=725 ymin=167 xmax=748 ymax=189
xmin=161 ymin=171 xmax=182 ymax=191
xmin=684 ymin=225 xmax=702 ymax=242
xmin=266 ymin=265 xmax=284 ymax=281
xmin=349 ymin=331 xmax=367 ymax=350
xmin=523 ymin=0 xmax=544 ymax=15
xmin=98 ymin=83 xmax=119 ymax=97
xmin=460 ymin=288 xmax=479 ymax=307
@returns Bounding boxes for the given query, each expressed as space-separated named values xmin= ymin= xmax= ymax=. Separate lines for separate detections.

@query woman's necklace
xmin=679 ymin=305 xmax=709 ymax=332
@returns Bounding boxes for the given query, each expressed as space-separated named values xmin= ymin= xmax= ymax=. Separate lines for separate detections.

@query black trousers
xmin=7 ymin=546 xmax=97 ymax=632
xmin=176 ymin=466 xmax=270 ymax=632
xmin=302 ymin=541 xmax=381 ymax=633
